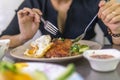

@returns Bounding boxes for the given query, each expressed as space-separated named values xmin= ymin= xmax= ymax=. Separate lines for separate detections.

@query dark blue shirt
xmin=0 ymin=0 xmax=112 ymax=43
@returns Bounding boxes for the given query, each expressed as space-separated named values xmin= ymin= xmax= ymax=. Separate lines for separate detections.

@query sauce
xmin=90 ymin=54 xmax=114 ymax=59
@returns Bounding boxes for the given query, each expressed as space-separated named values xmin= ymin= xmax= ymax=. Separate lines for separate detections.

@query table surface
xmin=3 ymin=45 xmax=120 ymax=80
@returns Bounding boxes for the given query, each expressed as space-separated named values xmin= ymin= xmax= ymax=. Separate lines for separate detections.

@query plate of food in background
xmin=0 ymin=62 xmax=83 ymax=80
xmin=10 ymin=35 xmax=102 ymax=62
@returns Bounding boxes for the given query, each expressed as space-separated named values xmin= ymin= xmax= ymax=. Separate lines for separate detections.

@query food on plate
xmin=24 ymin=35 xmax=89 ymax=58
xmin=70 ymin=43 xmax=89 ymax=55
xmin=0 ymin=62 xmax=75 ymax=80
xmin=45 ymin=38 xmax=72 ymax=58
xmin=90 ymin=54 xmax=114 ymax=59
xmin=24 ymin=35 xmax=53 ymax=58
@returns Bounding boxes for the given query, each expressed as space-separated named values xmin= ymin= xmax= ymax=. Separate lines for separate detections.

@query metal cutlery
xmin=41 ymin=17 xmax=59 ymax=35
xmin=72 ymin=14 xmax=98 ymax=43
xmin=73 ymin=0 xmax=111 ymax=43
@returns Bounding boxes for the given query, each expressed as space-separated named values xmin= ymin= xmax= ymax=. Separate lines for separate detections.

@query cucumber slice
xmin=79 ymin=45 xmax=89 ymax=53
xmin=33 ymin=70 xmax=48 ymax=80
xmin=56 ymin=64 xmax=75 ymax=80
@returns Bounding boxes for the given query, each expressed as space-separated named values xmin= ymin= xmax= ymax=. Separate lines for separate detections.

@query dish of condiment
xmin=90 ymin=54 xmax=114 ymax=59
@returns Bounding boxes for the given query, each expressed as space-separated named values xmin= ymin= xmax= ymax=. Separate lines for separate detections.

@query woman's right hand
xmin=17 ymin=8 xmax=42 ymax=41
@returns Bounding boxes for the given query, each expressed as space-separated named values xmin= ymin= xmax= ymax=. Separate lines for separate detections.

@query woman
xmin=0 ymin=0 xmax=120 ymax=48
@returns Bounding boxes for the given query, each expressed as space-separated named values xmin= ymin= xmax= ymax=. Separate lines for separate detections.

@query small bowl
xmin=83 ymin=49 xmax=120 ymax=72
xmin=0 ymin=39 xmax=10 ymax=59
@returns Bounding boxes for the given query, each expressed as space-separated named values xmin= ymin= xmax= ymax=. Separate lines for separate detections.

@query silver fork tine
xmin=41 ymin=17 xmax=59 ymax=35
xmin=46 ymin=22 xmax=58 ymax=32
xmin=44 ymin=28 xmax=54 ymax=35
xmin=44 ymin=26 xmax=56 ymax=35
xmin=45 ymin=23 xmax=57 ymax=33
xmin=45 ymin=27 xmax=56 ymax=35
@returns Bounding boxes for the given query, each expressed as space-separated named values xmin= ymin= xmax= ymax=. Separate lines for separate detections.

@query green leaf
xmin=56 ymin=63 xmax=75 ymax=80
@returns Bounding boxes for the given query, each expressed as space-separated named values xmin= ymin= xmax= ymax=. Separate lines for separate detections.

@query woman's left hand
xmin=98 ymin=0 xmax=120 ymax=34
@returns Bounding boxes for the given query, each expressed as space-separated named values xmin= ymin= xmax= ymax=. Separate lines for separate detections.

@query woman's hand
xmin=17 ymin=8 xmax=42 ymax=41
xmin=98 ymin=0 xmax=120 ymax=34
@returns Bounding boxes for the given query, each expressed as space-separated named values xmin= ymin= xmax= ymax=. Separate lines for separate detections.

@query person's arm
xmin=0 ymin=0 xmax=45 ymax=48
xmin=98 ymin=0 xmax=120 ymax=45
xmin=0 ymin=34 xmax=29 ymax=48
xmin=0 ymin=8 xmax=42 ymax=48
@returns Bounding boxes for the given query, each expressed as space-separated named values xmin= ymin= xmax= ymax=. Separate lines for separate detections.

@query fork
xmin=72 ymin=0 xmax=110 ymax=43
xmin=73 ymin=14 xmax=98 ymax=43
xmin=41 ymin=17 xmax=59 ymax=35
xmin=72 ymin=0 xmax=111 ymax=43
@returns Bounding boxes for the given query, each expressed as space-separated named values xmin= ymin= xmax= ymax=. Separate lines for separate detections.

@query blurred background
xmin=0 ymin=0 xmax=24 ymax=34
xmin=0 ymin=0 xmax=119 ymax=45
xmin=0 ymin=0 xmax=41 ymax=43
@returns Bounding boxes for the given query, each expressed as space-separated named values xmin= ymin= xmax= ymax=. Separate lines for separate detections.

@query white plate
xmin=10 ymin=40 xmax=102 ymax=62
xmin=19 ymin=62 xmax=83 ymax=80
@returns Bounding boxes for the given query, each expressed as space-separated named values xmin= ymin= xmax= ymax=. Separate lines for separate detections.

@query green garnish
xmin=0 ymin=61 xmax=18 ymax=73
xmin=56 ymin=63 xmax=75 ymax=80
xmin=70 ymin=43 xmax=89 ymax=54
xmin=58 ymin=37 xmax=65 ymax=41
